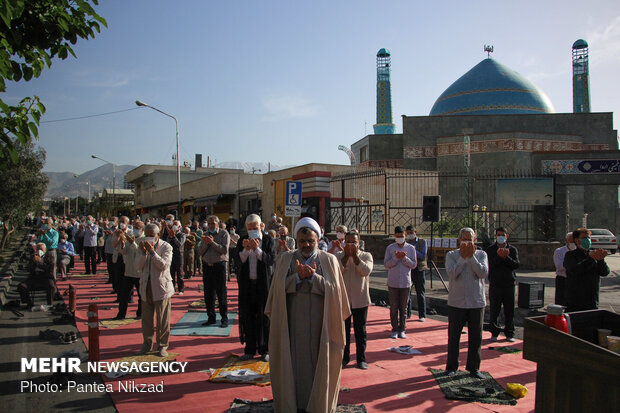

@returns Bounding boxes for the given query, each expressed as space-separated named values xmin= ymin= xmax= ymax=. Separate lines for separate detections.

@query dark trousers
xmin=18 ymin=277 xmax=56 ymax=306
xmin=97 ymin=245 xmax=105 ymax=262
xmin=106 ymin=253 xmax=115 ymax=286
xmin=243 ymin=281 xmax=269 ymax=356
xmin=114 ymin=258 xmax=125 ymax=300
xmin=343 ymin=306 xmax=368 ymax=364
xmin=203 ymin=261 xmax=228 ymax=322
xmin=408 ymin=269 xmax=426 ymax=318
xmin=194 ymin=249 xmax=202 ymax=275
xmin=446 ymin=306 xmax=484 ymax=372
xmin=389 ymin=287 xmax=410 ymax=332
xmin=117 ymin=277 xmax=141 ymax=318
xmin=555 ymin=276 xmax=567 ymax=306
xmin=489 ymin=284 xmax=515 ymax=338
xmin=83 ymin=246 xmax=97 ymax=274
xmin=171 ymin=262 xmax=184 ymax=292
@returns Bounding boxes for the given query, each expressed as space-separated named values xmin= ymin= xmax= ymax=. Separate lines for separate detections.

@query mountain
xmin=44 ymin=164 xmax=137 ymax=199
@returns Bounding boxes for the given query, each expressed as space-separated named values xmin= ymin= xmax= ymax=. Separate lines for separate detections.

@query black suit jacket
xmin=235 ymin=232 xmax=276 ymax=343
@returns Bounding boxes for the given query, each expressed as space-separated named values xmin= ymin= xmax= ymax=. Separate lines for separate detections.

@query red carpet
xmin=58 ymin=256 xmax=537 ymax=412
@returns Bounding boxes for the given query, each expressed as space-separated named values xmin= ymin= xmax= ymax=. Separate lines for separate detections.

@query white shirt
xmin=239 ymin=236 xmax=263 ymax=280
xmin=554 ymin=245 xmax=570 ymax=278
xmin=446 ymin=248 xmax=489 ymax=309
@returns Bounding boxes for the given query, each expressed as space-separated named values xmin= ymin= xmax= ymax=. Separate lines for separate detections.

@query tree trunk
xmin=1 ymin=221 xmax=14 ymax=250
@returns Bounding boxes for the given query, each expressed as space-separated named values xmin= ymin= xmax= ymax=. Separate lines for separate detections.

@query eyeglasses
xmin=298 ymin=239 xmax=316 ymax=246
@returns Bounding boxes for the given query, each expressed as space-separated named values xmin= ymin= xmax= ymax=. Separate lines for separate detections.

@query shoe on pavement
xmin=506 ymin=337 xmax=515 ymax=342
xmin=445 ymin=369 xmax=457 ymax=377
xmin=399 ymin=332 xmax=408 ymax=339
xmin=202 ymin=319 xmax=216 ymax=326
xmin=419 ymin=317 xmax=426 ymax=322
xmin=138 ymin=345 xmax=153 ymax=355
xmin=220 ymin=321 xmax=229 ymax=328
xmin=490 ymin=335 xmax=499 ymax=342
xmin=239 ymin=354 xmax=253 ymax=361
xmin=158 ymin=348 xmax=169 ymax=358
xmin=357 ymin=361 xmax=369 ymax=370
xmin=178 ymin=291 xmax=184 ymax=296
xmin=390 ymin=332 xmax=398 ymax=339
xmin=112 ymin=315 xmax=125 ymax=320
xmin=260 ymin=354 xmax=269 ymax=362
xmin=469 ymin=370 xmax=486 ymax=379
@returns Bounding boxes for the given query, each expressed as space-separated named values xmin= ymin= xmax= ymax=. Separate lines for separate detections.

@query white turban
xmin=294 ymin=217 xmax=321 ymax=237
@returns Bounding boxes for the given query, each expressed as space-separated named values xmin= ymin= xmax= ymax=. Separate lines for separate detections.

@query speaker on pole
xmin=423 ymin=195 xmax=441 ymax=222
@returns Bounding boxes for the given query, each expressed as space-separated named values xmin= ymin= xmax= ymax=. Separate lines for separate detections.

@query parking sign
xmin=285 ymin=181 xmax=302 ymax=217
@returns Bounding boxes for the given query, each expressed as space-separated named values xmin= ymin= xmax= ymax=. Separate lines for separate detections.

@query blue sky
xmin=5 ymin=0 xmax=620 ymax=173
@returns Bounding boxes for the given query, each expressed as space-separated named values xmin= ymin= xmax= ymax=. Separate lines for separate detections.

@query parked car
xmin=589 ymin=229 xmax=617 ymax=254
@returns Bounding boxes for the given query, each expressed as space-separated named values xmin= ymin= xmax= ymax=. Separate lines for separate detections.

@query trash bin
xmin=518 ymin=281 xmax=544 ymax=310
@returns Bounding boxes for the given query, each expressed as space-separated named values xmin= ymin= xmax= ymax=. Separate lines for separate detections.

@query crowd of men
xmin=21 ymin=211 xmax=612 ymax=413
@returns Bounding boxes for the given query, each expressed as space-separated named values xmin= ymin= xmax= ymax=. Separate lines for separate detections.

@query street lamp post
xmin=135 ymin=100 xmax=181 ymax=219
xmin=91 ymin=155 xmax=116 ymax=216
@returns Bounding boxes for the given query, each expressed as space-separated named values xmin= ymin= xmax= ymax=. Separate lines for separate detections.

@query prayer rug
xmin=430 ymin=368 xmax=517 ymax=405
xmin=99 ymin=318 xmax=140 ymax=329
xmin=188 ymin=298 xmax=205 ymax=308
xmin=64 ymin=273 xmax=101 ymax=278
xmin=171 ymin=311 xmax=236 ymax=336
xmin=227 ymin=398 xmax=368 ymax=412
xmin=209 ymin=354 xmax=270 ymax=387
xmin=489 ymin=346 xmax=523 ymax=354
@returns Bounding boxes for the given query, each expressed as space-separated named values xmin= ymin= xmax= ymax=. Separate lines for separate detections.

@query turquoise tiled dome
xmin=429 ymin=58 xmax=555 ymax=116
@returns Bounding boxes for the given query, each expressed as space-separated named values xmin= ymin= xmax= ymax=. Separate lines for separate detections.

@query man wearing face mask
xmin=265 ymin=217 xmax=350 ymax=413
xmin=445 ymin=227 xmax=489 ymax=378
xmin=276 ymin=225 xmax=296 ymax=258
xmin=336 ymin=231 xmax=373 ymax=370
xmin=199 ymin=215 xmax=230 ymax=327
xmin=564 ymin=227 xmax=610 ymax=312
xmin=267 ymin=213 xmax=280 ymax=232
xmin=485 ymin=227 xmax=520 ymax=342
xmin=384 ymin=226 xmax=417 ymax=339
xmin=104 ymin=217 xmax=118 ymax=289
xmin=161 ymin=219 xmax=186 ymax=295
xmin=553 ymin=232 xmax=574 ymax=306
xmin=328 ymin=225 xmax=348 ymax=254
xmin=235 ymin=214 xmax=276 ymax=361
xmin=36 ymin=217 xmax=59 ymax=281
xmin=135 ymin=223 xmax=174 ymax=357
xmin=82 ymin=216 xmax=98 ymax=275
xmin=112 ymin=216 xmax=132 ymax=303
xmin=114 ymin=221 xmax=145 ymax=320
xmin=405 ymin=225 xmax=428 ymax=322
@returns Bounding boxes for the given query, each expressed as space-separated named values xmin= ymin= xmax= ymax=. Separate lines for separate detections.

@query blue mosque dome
xmin=429 ymin=58 xmax=555 ymax=116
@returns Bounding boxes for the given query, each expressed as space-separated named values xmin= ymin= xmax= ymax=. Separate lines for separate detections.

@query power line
xmin=40 ymin=107 xmax=141 ymax=123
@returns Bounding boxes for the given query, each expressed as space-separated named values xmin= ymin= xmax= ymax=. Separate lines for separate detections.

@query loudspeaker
xmin=422 ymin=195 xmax=441 ymax=222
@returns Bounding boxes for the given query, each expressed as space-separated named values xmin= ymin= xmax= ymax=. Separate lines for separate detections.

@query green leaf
xmin=58 ymin=46 xmax=68 ymax=59
xmin=28 ymin=122 xmax=38 ymax=137
xmin=22 ymin=64 xmax=33 ymax=81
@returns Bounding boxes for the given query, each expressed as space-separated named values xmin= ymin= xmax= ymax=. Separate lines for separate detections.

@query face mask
xmin=202 ymin=224 xmax=208 ymax=230
xmin=41 ymin=224 xmax=49 ymax=231
xmin=119 ymin=223 xmax=127 ymax=230
xmin=108 ymin=223 xmax=114 ymax=229
xmin=567 ymin=243 xmax=576 ymax=251
xmin=248 ymin=229 xmax=261 ymax=239
xmin=395 ymin=237 xmax=405 ymax=245
xmin=166 ymin=220 xmax=172 ymax=226
xmin=86 ymin=220 xmax=91 ymax=226
xmin=230 ymin=229 xmax=235 ymax=235
xmin=407 ymin=234 xmax=415 ymax=240
xmin=133 ymin=229 xmax=142 ymax=237
xmin=580 ymin=237 xmax=591 ymax=250
xmin=172 ymin=225 xmax=178 ymax=232
xmin=496 ymin=236 xmax=507 ymax=244
xmin=272 ymin=216 xmax=276 ymax=220
xmin=209 ymin=228 xmax=217 ymax=234
xmin=38 ymin=250 xmax=45 ymax=257
xmin=336 ymin=232 xmax=345 ymax=240
xmin=144 ymin=236 xmax=155 ymax=244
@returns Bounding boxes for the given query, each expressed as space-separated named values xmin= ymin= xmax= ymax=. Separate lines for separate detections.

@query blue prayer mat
xmin=171 ymin=311 xmax=236 ymax=337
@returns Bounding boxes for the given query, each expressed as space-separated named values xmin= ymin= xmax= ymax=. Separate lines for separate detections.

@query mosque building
xmin=350 ymin=41 xmax=620 ymax=239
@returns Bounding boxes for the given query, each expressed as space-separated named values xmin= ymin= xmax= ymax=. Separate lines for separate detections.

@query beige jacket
xmin=135 ymin=239 xmax=174 ymax=302
xmin=334 ymin=250 xmax=373 ymax=309
xmin=265 ymin=250 xmax=351 ymax=413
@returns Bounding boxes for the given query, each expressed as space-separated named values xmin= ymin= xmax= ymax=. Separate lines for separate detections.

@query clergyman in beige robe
xmin=265 ymin=218 xmax=350 ymax=413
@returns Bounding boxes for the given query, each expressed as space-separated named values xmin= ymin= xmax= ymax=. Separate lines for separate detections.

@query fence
xmin=328 ymin=167 xmax=553 ymax=242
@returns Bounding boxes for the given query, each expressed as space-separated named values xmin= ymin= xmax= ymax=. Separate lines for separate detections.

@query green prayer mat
xmin=430 ymin=368 xmax=517 ymax=405
xmin=489 ymin=346 xmax=523 ymax=354
xmin=228 ymin=399 xmax=367 ymax=412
